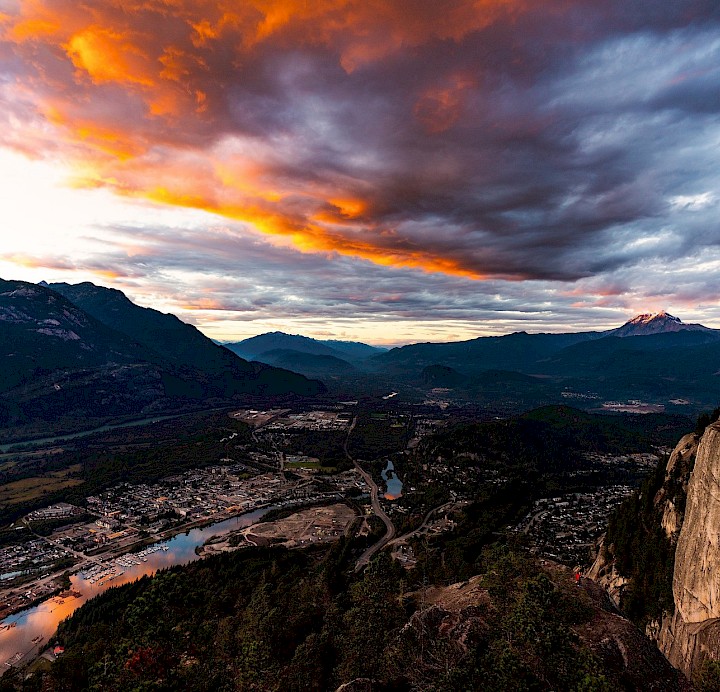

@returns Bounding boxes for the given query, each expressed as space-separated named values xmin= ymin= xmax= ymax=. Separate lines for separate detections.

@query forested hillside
xmin=19 ymin=542 xmax=684 ymax=691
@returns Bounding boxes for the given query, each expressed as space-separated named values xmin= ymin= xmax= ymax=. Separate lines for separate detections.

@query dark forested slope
xmin=0 ymin=280 xmax=324 ymax=439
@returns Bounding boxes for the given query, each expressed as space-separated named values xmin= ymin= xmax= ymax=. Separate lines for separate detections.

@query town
xmin=515 ymin=484 xmax=637 ymax=566
xmin=0 ymin=455 xmax=369 ymax=621
xmin=0 ymin=406 xmax=668 ymax=621
xmin=0 ymin=405 xmax=452 ymax=623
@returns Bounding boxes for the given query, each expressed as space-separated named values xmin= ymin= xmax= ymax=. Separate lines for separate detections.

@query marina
xmin=0 ymin=507 xmax=273 ymax=673
xmin=79 ymin=545 xmax=170 ymax=584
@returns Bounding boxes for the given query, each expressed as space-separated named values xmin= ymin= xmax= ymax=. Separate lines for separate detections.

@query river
xmin=0 ymin=409 xmax=225 ymax=454
xmin=381 ymin=460 xmax=403 ymax=500
xmin=0 ymin=507 xmax=273 ymax=670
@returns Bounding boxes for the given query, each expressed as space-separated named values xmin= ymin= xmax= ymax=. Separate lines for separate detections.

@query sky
xmin=1 ymin=1 xmax=719 ymax=346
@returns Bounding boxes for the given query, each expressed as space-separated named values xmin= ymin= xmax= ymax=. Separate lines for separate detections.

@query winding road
xmin=344 ymin=418 xmax=396 ymax=572
xmin=385 ymin=501 xmax=455 ymax=549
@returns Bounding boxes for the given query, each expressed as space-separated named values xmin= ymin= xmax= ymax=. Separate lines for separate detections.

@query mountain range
xmin=227 ymin=312 xmax=719 ymax=410
xmin=0 ymin=280 xmax=324 ymax=440
xmin=226 ymin=312 xmax=720 ymax=409
xmin=1 ymin=278 xmax=717 ymax=441
xmin=223 ymin=331 xmax=387 ymax=379
xmin=365 ymin=312 xmax=720 ymax=408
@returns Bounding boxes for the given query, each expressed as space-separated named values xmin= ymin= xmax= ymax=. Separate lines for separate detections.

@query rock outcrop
xmin=656 ymin=433 xmax=699 ymax=544
xmin=659 ymin=423 xmax=720 ymax=675
xmin=586 ymin=537 xmax=629 ymax=608
xmin=395 ymin=565 xmax=689 ymax=690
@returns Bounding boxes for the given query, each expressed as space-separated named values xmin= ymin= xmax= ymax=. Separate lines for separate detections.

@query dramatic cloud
xmin=1 ymin=0 xmax=719 ymax=339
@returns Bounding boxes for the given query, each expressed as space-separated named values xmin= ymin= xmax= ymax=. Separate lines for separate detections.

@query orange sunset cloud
xmin=0 ymin=0 xmax=540 ymax=280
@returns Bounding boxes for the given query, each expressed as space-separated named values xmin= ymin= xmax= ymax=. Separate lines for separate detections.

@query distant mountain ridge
xmin=221 ymin=314 xmax=719 ymax=406
xmin=365 ymin=311 xmax=720 ymax=409
xmin=371 ymin=310 xmax=717 ymax=372
xmin=222 ymin=332 xmax=387 ymax=380
xmin=223 ymin=331 xmax=386 ymax=362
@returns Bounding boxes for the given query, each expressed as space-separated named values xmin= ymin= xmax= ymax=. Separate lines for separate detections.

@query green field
xmin=0 ymin=471 xmax=83 ymax=506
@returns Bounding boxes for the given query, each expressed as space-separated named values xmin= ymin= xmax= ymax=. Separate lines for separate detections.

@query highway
xmin=343 ymin=418 xmax=396 ymax=572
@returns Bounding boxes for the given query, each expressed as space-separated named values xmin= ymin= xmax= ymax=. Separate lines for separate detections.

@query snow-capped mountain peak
xmin=611 ymin=310 xmax=710 ymax=337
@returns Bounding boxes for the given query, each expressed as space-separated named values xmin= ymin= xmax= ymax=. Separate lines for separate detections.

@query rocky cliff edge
xmin=659 ymin=422 xmax=720 ymax=674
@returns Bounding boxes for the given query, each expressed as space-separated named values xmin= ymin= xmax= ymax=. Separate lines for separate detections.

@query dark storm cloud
xmin=1 ymin=0 xmax=720 ymax=333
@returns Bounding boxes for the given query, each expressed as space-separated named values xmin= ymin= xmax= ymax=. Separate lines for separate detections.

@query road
xmin=344 ymin=417 xmax=396 ymax=572
xmin=386 ymin=501 xmax=455 ymax=549
xmin=521 ymin=507 xmax=547 ymax=534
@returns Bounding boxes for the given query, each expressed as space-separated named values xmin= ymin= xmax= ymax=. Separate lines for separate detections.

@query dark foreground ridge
xmin=23 ymin=544 xmax=689 ymax=691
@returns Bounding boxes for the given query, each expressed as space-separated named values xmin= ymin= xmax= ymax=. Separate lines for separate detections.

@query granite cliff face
xmin=586 ymin=538 xmax=628 ymax=608
xmin=656 ymin=433 xmax=699 ymax=544
xmin=659 ymin=423 xmax=720 ymax=675
xmin=587 ymin=432 xmax=698 ymax=610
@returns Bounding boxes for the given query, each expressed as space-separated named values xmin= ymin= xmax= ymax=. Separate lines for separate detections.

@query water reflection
xmin=381 ymin=460 xmax=403 ymax=500
xmin=0 ymin=507 xmax=272 ymax=671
